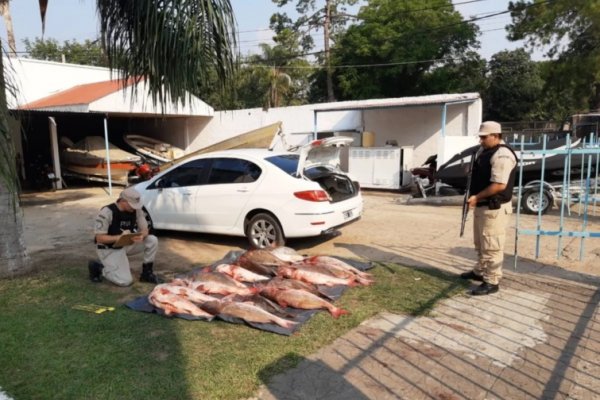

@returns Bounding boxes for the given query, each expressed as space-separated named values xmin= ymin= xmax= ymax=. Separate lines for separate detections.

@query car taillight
xmin=294 ymin=190 xmax=330 ymax=202
xmin=353 ymin=181 xmax=360 ymax=191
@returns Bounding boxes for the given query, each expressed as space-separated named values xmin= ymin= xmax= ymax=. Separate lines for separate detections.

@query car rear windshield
xmin=265 ymin=154 xmax=299 ymax=175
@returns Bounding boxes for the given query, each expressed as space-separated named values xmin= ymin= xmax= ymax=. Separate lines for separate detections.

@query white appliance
xmin=348 ymin=146 xmax=414 ymax=189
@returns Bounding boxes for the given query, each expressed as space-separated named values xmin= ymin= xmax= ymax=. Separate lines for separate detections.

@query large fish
xmin=215 ymin=263 xmax=271 ymax=283
xmin=277 ymin=264 xmax=356 ymax=287
xmin=305 ymin=256 xmax=373 ymax=279
xmin=260 ymin=287 xmax=348 ymax=319
xmin=291 ymin=261 xmax=374 ymax=286
xmin=265 ymin=276 xmax=333 ymax=300
xmin=226 ymin=293 xmax=296 ymax=318
xmin=237 ymin=249 xmax=290 ymax=276
xmin=189 ymin=271 xmax=258 ymax=296
xmin=201 ymin=299 xmax=297 ymax=329
xmin=148 ymin=287 xmax=214 ymax=319
xmin=153 ymin=282 xmax=218 ymax=304
xmin=267 ymin=246 xmax=306 ymax=262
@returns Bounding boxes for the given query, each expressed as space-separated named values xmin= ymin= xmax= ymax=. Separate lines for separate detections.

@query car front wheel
xmin=245 ymin=213 xmax=285 ymax=249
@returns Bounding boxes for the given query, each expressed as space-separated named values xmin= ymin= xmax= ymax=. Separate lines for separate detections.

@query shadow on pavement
xmin=257 ymin=353 xmax=370 ymax=400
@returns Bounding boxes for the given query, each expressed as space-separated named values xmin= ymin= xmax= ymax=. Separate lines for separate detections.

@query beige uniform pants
xmin=96 ymin=235 xmax=158 ymax=286
xmin=473 ymin=202 xmax=512 ymax=285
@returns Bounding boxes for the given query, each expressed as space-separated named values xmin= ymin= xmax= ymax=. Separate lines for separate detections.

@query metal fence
xmin=514 ymin=134 xmax=600 ymax=267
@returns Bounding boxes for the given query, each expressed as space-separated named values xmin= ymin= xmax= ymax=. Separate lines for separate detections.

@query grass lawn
xmin=0 ymin=259 xmax=468 ymax=400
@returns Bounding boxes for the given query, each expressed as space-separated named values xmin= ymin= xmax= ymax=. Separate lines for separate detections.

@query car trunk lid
xmin=296 ymin=136 xmax=359 ymax=203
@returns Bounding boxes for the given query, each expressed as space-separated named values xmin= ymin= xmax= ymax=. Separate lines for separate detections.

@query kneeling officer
xmin=89 ymin=187 xmax=160 ymax=286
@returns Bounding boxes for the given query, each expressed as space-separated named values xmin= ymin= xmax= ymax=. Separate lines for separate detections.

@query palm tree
xmin=0 ymin=0 xmax=16 ymax=56
xmin=0 ymin=0 xmax=237 ymax=278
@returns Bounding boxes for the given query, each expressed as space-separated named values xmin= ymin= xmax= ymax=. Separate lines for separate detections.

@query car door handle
xmin=237 ymin=188 xmax=249 ymax=193
xmin=181 ymin=190 xmax=193 ymax=196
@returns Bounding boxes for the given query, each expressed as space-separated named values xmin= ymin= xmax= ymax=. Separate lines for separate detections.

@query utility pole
xmin=324 ymin=0 xmax=335 ymax=102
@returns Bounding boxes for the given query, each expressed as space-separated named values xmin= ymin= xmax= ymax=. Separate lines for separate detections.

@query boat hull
xmin=435 ymin=138 xmax=587 ymax=190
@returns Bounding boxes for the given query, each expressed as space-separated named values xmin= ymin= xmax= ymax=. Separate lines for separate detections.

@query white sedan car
xmin=134 ymin=137 xmax=363 ymax=248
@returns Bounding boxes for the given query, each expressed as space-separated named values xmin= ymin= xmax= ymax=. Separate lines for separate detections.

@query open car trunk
xmin=304 ymin=166 xmax=360 ymax=203
xmin=296 ymin=136 xmax=359 ymax=202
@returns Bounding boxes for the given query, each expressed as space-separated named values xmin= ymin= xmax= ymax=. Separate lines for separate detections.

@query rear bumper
xmin=283 ymin=196 xmax=363 ymax=238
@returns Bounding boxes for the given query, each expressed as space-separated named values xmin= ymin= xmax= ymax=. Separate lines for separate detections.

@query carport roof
xmin=17 ymin=78 xmax=214 ymax=117
xmin=313 ymin=93 xmax=480 ymax=112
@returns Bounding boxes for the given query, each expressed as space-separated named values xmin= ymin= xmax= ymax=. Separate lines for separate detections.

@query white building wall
xmin=195 ymin=96 xmax=481 ymax=169
xmin=5 ymin=58 xmax=112 ymax=108
xmin=194 ymin=104 xmax=362 ymax=152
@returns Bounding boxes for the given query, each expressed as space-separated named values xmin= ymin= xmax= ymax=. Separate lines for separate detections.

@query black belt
xmin=97 ymin=244 xmax=111 ymax=250
xmin=476 ymin=202 xmax=489 ymax=207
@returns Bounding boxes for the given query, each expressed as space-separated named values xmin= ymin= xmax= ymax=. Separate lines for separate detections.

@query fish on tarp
xmin=267 ymin=246 xmax=306 ymax=262
xmin=291 ymin=260 xmax=374 ymax=286
xmin=215 ymin=263 xmax=271 ymax=283
xmin=153 ymin=282 xmax=218 ymax=304
xmin=237 ymin=249 xmax=290 ymax=276
xmin=226 ymin=293 xmax=296 ymax=318
xmin=148 ymin=287 xmax=214 ymax=319
xmin=200 ymin=299 xmax=297 ymax=329
xmin=304 ymin=256 xmax=373 ymax=280
xmin=260 ymin=286 xmax=348 ymax=319
xmin=265 ymin=276 xmax=333 ymax=300
xmin=189 ymin=271 xmax=258 ymax=296
xmin=277 ymin=264 xmax=356 ymax=287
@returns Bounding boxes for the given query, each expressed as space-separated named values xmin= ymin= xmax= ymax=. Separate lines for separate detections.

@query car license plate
xmin=343 ymin=209 xmax=353 ymax=220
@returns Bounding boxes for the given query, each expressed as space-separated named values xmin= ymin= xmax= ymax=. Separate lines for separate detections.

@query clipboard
xmin=113 ymin=232 xmax=143 ymax=248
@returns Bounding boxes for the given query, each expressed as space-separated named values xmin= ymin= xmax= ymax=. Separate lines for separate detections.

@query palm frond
xmin=97 ymin=0 xmax=238 ymax=109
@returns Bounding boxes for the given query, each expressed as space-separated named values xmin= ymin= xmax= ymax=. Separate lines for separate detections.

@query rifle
xmin=460 ymin=149 xmax=478 ymax=237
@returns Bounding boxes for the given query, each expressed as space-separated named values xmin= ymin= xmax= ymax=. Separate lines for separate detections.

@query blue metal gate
xmin=514 ymin=134 xmax=600 ymax=266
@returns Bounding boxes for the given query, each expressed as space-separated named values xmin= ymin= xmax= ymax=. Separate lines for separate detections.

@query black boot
xmin=140 ymin=262 xmax=162 ymax=284
xmin=88 ymin=260 xmax=103 ymax=283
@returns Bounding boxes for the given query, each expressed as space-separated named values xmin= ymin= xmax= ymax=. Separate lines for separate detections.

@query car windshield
xmin=265 ymin=154 xmax=299 ymax=176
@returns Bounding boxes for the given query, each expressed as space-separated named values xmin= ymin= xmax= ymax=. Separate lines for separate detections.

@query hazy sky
xmin=0 ymin=0 xmax=544 ymax=61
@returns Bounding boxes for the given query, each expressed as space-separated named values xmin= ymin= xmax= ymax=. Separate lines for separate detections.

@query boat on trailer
xmin=123 ymin=134 xmax=185 ymax=164
xmin=60 ymin=136 xmax=140 ymax=182
xmin=434 ymin=136 xmax=585 ymax=191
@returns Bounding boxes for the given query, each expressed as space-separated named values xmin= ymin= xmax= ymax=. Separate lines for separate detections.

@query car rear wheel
xmin=245 ymin=213 xmax=285 ymax=249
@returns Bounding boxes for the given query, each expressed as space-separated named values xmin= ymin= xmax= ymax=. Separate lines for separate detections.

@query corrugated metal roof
xmin=313 ymin=93 xmax=480 ymax=112
xmin=18 ymin=79 xmax=135 ymax=110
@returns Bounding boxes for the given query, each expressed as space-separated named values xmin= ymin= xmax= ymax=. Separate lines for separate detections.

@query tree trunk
xmin=0 ymin=0 xmax=17 ymax=57
xmin=0 ymin=183 xmax=31 ymax=278
xmin=324 ymin=0 xmax=335 ymax=102
xmin=0 ymin=42 xmax=31 ymax=277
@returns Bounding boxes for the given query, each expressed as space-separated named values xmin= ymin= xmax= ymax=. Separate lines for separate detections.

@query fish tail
xmin=330 ymin=307 xmax=349 ymax=319
xmin=357 ymin=276 xmax=374 ymax=286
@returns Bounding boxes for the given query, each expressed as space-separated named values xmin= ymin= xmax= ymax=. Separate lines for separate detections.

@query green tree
xmin=484 ymin=49 xmax=543 ymax=122
xmin=331 ymin=0 xmax=479 ymax=100
xmin=508 ymin=0 xmax=600 ymax=110
xmin=23 ymin=37 xmax=108 ymax=66
xmin=245 ymin=40 xmax=311 ymax=109
xmin=271 ymin=0 xmax=359 ymax=101
xmin=421 ymin=51 xmax=487 ymax=95
xmin=0 ymin=0 xmax=236 ymax=277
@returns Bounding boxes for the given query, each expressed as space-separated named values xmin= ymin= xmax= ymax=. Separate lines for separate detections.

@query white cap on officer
xmin=477 ymin=121 xmax=502 ymax=136
xmin=119 ymin=187 xmax=143 ymax=210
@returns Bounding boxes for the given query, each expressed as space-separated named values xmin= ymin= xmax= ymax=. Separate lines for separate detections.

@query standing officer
xmin=460 ymin=121 xmax=517 ymax=295
xmin=89 ymin=187 xmax=160 ymax=286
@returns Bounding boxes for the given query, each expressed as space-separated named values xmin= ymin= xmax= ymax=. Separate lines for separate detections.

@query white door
xmin=193 ymin=157 xmax=262 ymax=233
xmin=145 ymin=159 xmax=210 ymax=230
